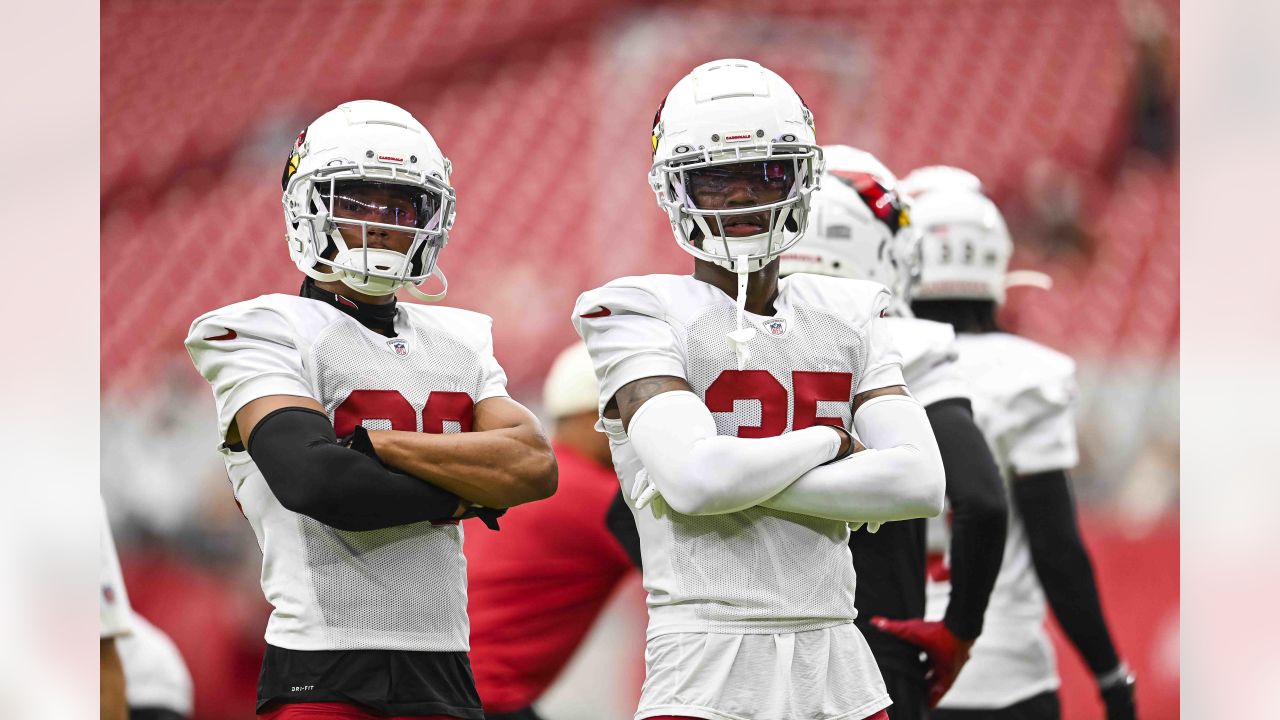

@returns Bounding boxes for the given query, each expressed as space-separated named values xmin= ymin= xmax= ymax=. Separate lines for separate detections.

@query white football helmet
xmin=908 ymin=185 xmax=1015 ymax=303
xmin=649 ymin=59 xmax=823 ymax=274
xmin=899 ymin=165 xmax=983 ymax=199
xmin=904 ymin=165 xmax=1050 ymax=304
xmin=282 ymin=100 xmax=457 ymax=301
xmin=779 ymin=144 xmax=917 ymax=314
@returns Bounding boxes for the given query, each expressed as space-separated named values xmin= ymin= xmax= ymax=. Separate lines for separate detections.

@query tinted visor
xmin=684 ymin=160 xmax=795 ymax=208
xmin=324 ymin=180 xmax=438 ymax=229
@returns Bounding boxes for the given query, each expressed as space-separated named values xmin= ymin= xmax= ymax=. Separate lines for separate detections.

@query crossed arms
xmin=609 ymin=375 xmax=945 ymax=521
xmin=233 ymin=394 xmax=557 ymax=531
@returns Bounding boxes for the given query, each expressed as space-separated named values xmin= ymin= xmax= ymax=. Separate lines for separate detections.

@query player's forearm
xmin=248 ymin=408 xmax=465 ymax=531
xmin=371 ymin=426 xmax=557 ymax=509
xmin=100 ymin=638 xmax=128 ymax=720
xmin=928 ymin=399 xmax=1008 ymax=640
xmin=758 ymin=445 xmax=943 ymax=521
xmin=1014 ymin=470 xmax=1122 ymax=675
xmin=761 ymin=393 xmax=945 ymax=522
xmin=628 ymin=390 xmax=841 ymax=515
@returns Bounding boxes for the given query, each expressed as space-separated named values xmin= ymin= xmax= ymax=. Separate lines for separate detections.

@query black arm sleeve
xmin=247 ymin=407 xmax=461 ymax=532
xmin=927 ymin=398 xmax=1008 ymax=640
xmin=1013 ymin=469 xmax=1121 ymax=675
xmin=605 ymin=489 xmax=643 ymax=570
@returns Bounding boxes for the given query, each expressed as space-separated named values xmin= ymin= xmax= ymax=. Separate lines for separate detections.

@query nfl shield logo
xmin=765 ymin=319 xmax=788 ymax=336
xmin=387 ymin=338 xmax=410 ymax=356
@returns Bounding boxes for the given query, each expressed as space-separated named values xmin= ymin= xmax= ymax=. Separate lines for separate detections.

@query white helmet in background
xmin=649 ymin=59 xmax=823 ymax=274
xmin=904 ymin=165 xmax=1050 ymax=304
xmin=780 ymin=144 xmax=917 ymax=314
xmin=282 ymin=100 xmax=457 ymax=302
xmin=899 ymin=164 xmax=983 ymax=199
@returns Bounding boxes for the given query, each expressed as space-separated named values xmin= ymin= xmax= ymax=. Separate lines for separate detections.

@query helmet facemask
xmin=285 ymin=162 xmax=455 ymax=301
xmin=652 ymin=143 xmax=823 ymax=274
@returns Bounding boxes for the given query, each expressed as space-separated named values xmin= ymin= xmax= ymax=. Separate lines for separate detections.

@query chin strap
xmin=725 ymin=254 xmax=758 ymax=370
xmin=406 ymin=266 xmax=448 ymax=303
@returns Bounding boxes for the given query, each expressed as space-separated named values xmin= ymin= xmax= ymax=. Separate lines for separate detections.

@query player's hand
xmin=458 ymin=505 xmax=506 ymax=531
xmin=850 ymin=521 xmax=883 ymax=533
xmin=342 ymin=425 xmax=380 ymax=458
xmin=871 ymin=617 xmax=973 ymax=707
xmin=630 ymin=468 xmax=660 ymax=510
xmin=1098 ymin=667 xmax=1137 ymax=720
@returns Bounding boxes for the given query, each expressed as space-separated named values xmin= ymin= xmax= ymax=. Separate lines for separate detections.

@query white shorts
xmin=635 ymin=623 xmax=891 ymax=720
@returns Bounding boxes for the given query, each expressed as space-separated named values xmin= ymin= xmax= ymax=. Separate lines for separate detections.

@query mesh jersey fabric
xmin=186 ymin=294 xmax=509 ymax=652
xmin=463 ymin=442 xmax=635 ymax=713
xmin=573 ymin=273 xmax=905 ymax=639
xmin=924 ymin=332 xmax=1078 ymax=708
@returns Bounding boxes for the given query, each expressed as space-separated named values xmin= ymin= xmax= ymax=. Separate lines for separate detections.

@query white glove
xmin=850 ymin=521 xmax=883 ymax=533
xmin=630 ymin=468 xmax=660 ymax=510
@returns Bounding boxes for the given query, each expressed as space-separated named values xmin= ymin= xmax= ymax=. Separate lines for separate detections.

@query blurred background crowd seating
xmin=101 ymin=1 xmax=1179 ymax=717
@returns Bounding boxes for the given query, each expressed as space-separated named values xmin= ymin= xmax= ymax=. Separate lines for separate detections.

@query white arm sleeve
xmin=628 ymin=390 xmax=842 ymax=516
xmin=760 ymin=393 xmax=946 ymax=522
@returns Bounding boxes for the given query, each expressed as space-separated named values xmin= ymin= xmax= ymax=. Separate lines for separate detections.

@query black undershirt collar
xmin=299 ymin=278 xmax=398 ymax=336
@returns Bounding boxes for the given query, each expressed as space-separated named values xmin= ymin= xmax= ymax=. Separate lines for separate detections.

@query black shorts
xmin=130 ymin=709 xmax=187 ymax=720
xmin=930 ymin=690 xmax=1061 ymax=720
xmin=484 ymin=708 xmax=545 ymax=720
xmin=256 ymin=644 xmax=483 ymax=719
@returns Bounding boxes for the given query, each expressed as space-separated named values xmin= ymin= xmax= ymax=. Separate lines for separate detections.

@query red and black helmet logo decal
xmin=281 ymin=127 xmax=307 ymax=191
xmin=650 ymin=94 xmax=667 ymax=155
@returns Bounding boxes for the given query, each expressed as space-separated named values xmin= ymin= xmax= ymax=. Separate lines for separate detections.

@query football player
xmin=900 ymin=168 xmax=1136 ymax=720
xmin=186 ymin=100 xmax=557 ymax=720
xmin=573 ymin=59 xmax=945 ymax=720
xmin=464 ymin=342 xmax=637 ymax=720
xmin=776 ymin=146 xmax=1009 ymax=720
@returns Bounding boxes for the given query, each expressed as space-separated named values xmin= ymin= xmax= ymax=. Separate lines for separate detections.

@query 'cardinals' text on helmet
xmin=282 ymin=100 xmax=457 ymax=302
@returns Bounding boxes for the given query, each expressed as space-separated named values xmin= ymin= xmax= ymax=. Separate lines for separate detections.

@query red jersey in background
xmin=463 ymin=440 xmax=636 ymax=714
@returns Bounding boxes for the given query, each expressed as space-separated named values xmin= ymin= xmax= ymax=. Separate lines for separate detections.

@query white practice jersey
xmin=925 ymin=332 xmax=1079 ymax=709
xmin=186 ymin=294 xmax=509 ymax=652
xmin=885 ymin=316 xmax=967 ymax=408
xmin=573 ymin=273 xmax=906 ymax=639
xmin=119 ymin=611 xmax=194 ymax=717
xmin=100 ymin=496 xmax=132 ymax=639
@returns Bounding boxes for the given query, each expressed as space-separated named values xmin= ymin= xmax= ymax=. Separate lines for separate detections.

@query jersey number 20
xmin=333 ymin=389 xmax=474 ymax=437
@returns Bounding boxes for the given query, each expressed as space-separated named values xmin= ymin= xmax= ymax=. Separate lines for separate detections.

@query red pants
xmin=650 ymin=707 xmax=890 ymax=712
xmin=258 ymin=702 xmax=461 ymax=719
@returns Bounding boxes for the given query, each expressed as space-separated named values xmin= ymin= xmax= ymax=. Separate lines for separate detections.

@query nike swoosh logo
xmin=204 ymin=329 xmax=237 ymax=341
xmin=579 ymin=307 xmax=611 ymax=319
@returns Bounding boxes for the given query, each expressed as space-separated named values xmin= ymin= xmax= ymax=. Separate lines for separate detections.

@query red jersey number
xmin=705 ymin=369 xmax=853 ymax=437
xmin=334 ymin=389 xmax=474 ymax=437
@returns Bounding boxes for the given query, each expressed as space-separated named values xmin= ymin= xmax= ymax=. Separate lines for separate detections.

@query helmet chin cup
xmin=406 ymin=266 xmax=448 ymax=303
xmin=334 ymin=247 xmax=411 ymax=296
